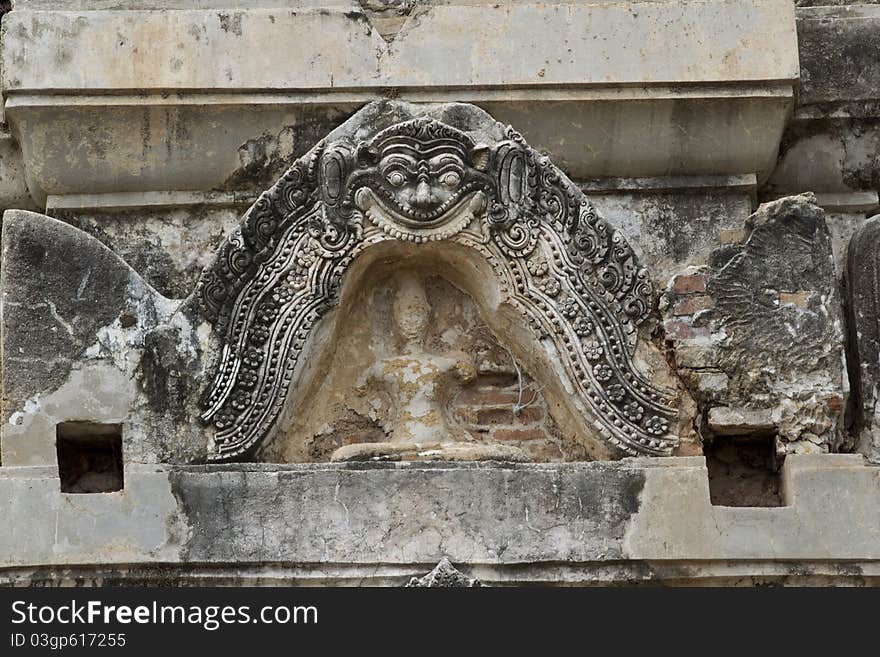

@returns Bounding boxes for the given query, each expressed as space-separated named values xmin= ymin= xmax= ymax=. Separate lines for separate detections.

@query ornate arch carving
xmin=197 ymin=111 xmax=678 ymax=461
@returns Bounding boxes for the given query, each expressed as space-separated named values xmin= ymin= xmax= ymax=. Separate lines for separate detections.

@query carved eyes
xmin=385 ymin=170 xmax=460 ymax=188
xmin=386 ymin=171 xmax=407 ymax=187
xmin=440 ymin=171 xmax=461 ymax=188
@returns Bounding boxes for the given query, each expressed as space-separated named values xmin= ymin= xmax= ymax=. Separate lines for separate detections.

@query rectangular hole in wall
xmin=706 ymin=435 xmax=783 ymax=507
xmin=56 ymin=422 xmax=124 ymax=494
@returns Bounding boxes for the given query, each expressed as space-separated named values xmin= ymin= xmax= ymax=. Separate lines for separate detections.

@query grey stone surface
xmin=0 ymin=130 xmax=37 ymax=212
xmin=824 ymin=210 xmax=874 ymax=277
xmin=1 ymin=1 xmax=797 ymax=201
xmin=0 ymin=210 xmax=209 ymax=466
xmin=0 ymin=465 xmax=184 ymax=567
xmin=846 ymin=215 xmax=880 ymax=462
xmin=797 ymin=6 xmax=880 ymax=110
xmin=0 ymin=211 xmax=162 ymax=465
xmin=2 ymin=2 xmax=797 ymax=92
xmin=763 ymin=6 xmax=880 ymax=198
xmin=704 ymin=195 xmax=846 ymax=450
xmin=1 ymin=456 xmax=879 ymax=585
xmin=708 ymin=407 xmax=776 ymax=436
xmin=56 ymin=207 xmax=240 ymax=299
xmin=590 ymin=190 xmax=754 ymax=288
xmin=170 ymin=461 xmax=644 ymax=564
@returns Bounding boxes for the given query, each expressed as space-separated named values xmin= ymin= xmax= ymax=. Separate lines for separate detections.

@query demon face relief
xmin=358 ymin=120 xmax=490 ymax=227
xmin=321 ymin=118 xmax=493 ymax=242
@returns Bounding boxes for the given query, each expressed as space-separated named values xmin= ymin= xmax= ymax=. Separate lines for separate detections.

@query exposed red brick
xmin=671 ymin=272 xmax=707 ymax=295
xmin=824 ymin=395 xmax=845 ymax=413
xmin=514 ymin=406 xmax=545 ymax=424
xmin=673 ymin=294 xmax=713 ymax=316
xmin=475 ymin=408 xmax=515 ymax=425
xmin=456 ymin=387 xmax=538 ymax=406
xmin=494 ymin=428 xmax=546 ymax=441
xmin=346 ymin=431 xmax=382 ymax=444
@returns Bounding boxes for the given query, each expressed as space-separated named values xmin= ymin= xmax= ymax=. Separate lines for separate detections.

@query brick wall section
xmin=452 ymin=376 xmax=565 ymax=461
xmin=663 ymin=267 xmax=729 ymax=405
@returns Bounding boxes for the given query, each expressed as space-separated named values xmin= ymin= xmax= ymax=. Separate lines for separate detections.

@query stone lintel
xmin=45 ymin=190 xmax=258 ymax=213
xmin=46 ymin=175 xmax=759 ymax=214
xmin=0 ymin=456 xmax=878 ymax=584
xmin=708 ymin=407 xmax=777 ymax=436
xmin=3 ymin=3 xmax=799 ymax=92
xmin=814 ymin=191 xmax=880 ymax=215
xmin=581 ymin=174 xmax=758 ymax=196
xmin=2 ymin=0 xmax=798 ymax=200
xmin=9 ymin=91 xmax=791 ymax=204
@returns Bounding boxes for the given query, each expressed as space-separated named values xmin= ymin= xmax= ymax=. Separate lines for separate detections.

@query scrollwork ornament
xmin=197 ymin=111 xmax=678 ymax=460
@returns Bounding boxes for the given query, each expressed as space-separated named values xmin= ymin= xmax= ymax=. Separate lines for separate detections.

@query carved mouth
xmin=370 ymin=183 xmax=477 ymax=227
xmin=356 ymin=188 xmax=487 ymax=243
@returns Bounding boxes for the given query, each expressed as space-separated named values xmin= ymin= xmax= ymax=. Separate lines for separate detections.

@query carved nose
xmin=412 ymin=180 xmax=434 ymax=208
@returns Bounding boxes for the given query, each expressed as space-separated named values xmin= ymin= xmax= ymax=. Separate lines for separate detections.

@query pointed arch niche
xmin=195 ymin=102 xmax=684 ymax=463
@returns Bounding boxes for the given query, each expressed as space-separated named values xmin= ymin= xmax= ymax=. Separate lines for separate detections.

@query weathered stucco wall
xmin=2 ymin=455 xmax=879 ymax=585
xmin=0 ymin=0 xmax=878 ymax=585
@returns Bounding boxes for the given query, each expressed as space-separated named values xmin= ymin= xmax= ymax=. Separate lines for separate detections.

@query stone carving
xmin=677 ymin=194 xmax=847 ymax=453
xmin=357 ymin=1 xmax=417 ymax=43
xmin=197 ymin=104 xmax=678 ymax=461
xmin=330 ymin=272 xmax=529 ymax=462
xmin=405 ymin=558 xmax=481 ymax=588
xmin=846 ymin=215 xmax=880 ymax=462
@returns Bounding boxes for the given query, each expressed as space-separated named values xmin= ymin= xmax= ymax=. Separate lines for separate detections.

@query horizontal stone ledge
xmin=761 ymin=191 xmax=880 ymax=215
xmin=3 ymin=84 xmax=798 ymax=105
xmin=2 ymin=2 xmax=799 ymax=92
xmin=7 ymin=90 xmax=793 ymax=200
xmin=580 ymin=174 xmax=758 ymax=195
xmin=7 ymin=0 xmax=365 ymax=7
xmin=3 ymin=559 xmax=880 ymax=586
xmin=1 ymin=455 xmax=878 ymax=570
xmin=708 ymin=407 xmax=778 ymax=436
xmin=46 ymin=175 xmax=759 ymax=213
xmin=814 ymin=191 xmax=880 ymax=215
xmin=46 ymin=190 xmax=259 ymax=213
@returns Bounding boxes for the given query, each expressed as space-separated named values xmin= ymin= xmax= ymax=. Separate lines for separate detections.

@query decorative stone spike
xmin=405 ymin=558 xmax=481 ymax=588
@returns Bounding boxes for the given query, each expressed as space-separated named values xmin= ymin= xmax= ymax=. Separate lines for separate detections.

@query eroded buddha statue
xmin=331 ymin=272 xmax=529 ymax=462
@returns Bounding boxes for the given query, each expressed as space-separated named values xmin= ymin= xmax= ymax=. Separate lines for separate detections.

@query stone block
xmin=0 ymin=210 xmax=208 ymax=467
xmin=0 ymin=458 xmax=878 ymax=584
xmin=797 ymin=5 xmax=880 ymax=108
xmin=2 ymin=2 xmax=798 ymax=93
xmin=674 ymin=343 xmax=720 ymax=370
xmin=708 ymin=407 xmax=777 ymax=436
xmin=699 ymin=194 xmax=847 ymax=449
xmin=2 ymin=1 xmax=797 ymax=200
xmin=693 ymin=372 xmax=730 ymax=395
xmin=0 ymin=211 xmax=158 ymax=465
